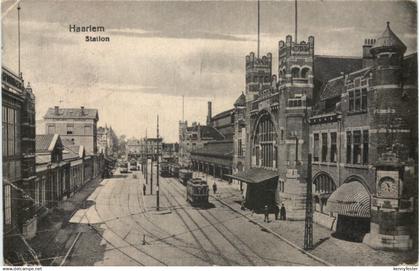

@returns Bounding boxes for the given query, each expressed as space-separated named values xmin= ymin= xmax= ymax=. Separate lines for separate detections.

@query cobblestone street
xmin=61 ymin=169 xmax=323 ymax=266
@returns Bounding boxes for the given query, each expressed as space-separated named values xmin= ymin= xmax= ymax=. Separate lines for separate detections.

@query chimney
xmin=54 ymin=106 xmax=59 ymax=115
xmin=81 ymin=106 xmax=85 ymax=115
xmin=362 ymin=38 xmax=375 ymax=68
xmin=206 ymin=101 xmax=212 ymax=126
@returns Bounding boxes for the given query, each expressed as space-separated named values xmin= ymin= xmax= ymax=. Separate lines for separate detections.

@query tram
xmin=178 ymin=169 xmax=193 ymax=185
xmin=169 ymin=164 xmax=180 ymax=178
xmin=160 ymin=162 xmax=170 ymax=177
xmin=186 ymin=178 xmax=209 ymax=206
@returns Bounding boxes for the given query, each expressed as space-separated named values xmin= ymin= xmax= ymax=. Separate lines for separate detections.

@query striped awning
xmin=325 ymin=181 xmax=371 ymax=218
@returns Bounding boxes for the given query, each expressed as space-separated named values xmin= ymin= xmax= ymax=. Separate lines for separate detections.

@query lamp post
xmin=304 ymin=153 xmax=313 ymax=250
xmin=291 ymin=131 xmax=299 ymax=166
xmin=156 ymin=115 xmax=160 ymax=211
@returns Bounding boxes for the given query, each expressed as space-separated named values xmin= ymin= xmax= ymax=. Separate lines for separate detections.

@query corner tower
xmin=245 ymin=52 xmax=272 ymax=101
xmin=278 ymin=35 xmax=315 ymax=102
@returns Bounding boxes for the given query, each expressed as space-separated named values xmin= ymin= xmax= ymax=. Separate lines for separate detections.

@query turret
xmin=370 ymin=22 xmax=407 ymax=86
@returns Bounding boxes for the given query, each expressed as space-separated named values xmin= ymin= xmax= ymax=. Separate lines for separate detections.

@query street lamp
xmin=291 ymin=131 xmax=299 ymax=166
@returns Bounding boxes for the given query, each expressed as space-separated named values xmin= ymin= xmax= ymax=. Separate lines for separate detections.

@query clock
xmin=378 ymin=177 xmax=398 ymax=198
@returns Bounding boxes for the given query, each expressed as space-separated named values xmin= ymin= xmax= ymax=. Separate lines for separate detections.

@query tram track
xmin=167 ymin=180 xmax=270 ymax=266
xmin=162 ymin=183 xmax=242 ymax=265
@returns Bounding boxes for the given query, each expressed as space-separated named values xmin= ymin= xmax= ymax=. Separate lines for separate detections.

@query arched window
xmin=253 ymin=115 xmax=277 ymax=168
xmin=301 ymin=67 xmax=310 ymax=78
xmin=291 ymin=67 xmax=300 ymax=78
xmin=313 ymin=173 xmax=336 ymax=214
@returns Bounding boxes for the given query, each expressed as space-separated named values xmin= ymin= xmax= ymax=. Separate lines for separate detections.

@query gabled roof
xmin=36 ymin=134 xmax=60 ymax=152
xmin=44 ymin=107 xmax=99 ymax=120
xmin=234 ymin=92 xmax=246 ymax=107
xmin=320 ymin=67 xmax=372 ymax=101
xmin=63 ymin=145 xmax=84 ymax=160
xmin=200 ymin=126 xmax=225 ymax=140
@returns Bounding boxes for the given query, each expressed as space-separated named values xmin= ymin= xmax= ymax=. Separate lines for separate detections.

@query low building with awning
xmin=325 ymin=180 xmax=371 ymax=242
xmin=190 ymin=140 xmax=233 ymax=181
xmin=228 ymin=167 xmax=279 ymax=211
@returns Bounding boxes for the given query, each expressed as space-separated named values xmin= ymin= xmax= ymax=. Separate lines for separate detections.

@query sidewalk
xmin=7 ymin=177 xmax=104 ymax=266
xmin=202 ymin=172 xmax=417 ymax=266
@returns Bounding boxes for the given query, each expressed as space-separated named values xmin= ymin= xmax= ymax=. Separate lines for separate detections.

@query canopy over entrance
xmin=227 ymin=167 xmax=278 ymax=184
xmin=228 ymin=168 xmax=279 ymax=211
xmin=326 ymin=181 xmax=371 ymax=218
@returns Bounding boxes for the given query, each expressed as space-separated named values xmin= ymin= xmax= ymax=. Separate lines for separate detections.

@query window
xmin=321 ymin=133 xmax=328 ymax=162
xmin=291 ymin=67 xmax=300 ymax=78
xmin=4 ymin=185 xmax=11 ymax=225
xmin=281 ymin=129 xmax=284 ymax=140
xmin=48 ymin=124 xmax=55 ymax=134
xmin=67 ymin=124 xmax=74 ymax=135
xmin=41 ymin=177 xmax=46 ymax=205
xmin=363 ymin=130 xmax=369 ymax=164
xmin=362 ymin=88 xmax=367 ymax=111
xmin=349 ymin=91 xmax=354 ymax=112
xmin=353 ymin=131 xmax=362 ymax=164
xmin=238 ymin=139 xmax=243 ymax=156
xmin=253 ymin=116 xmax=276 ymax=168
xmin=355 ymin=89 xmax=361 ymax=111
xmin=84 ymin=125 xmax=91 ymax=135
xmin=301 ymin=67 xmax=310 ymax=78
xmin=35 ymin=181 xmax=40 ymax=206
xmin=313 ymin=133 xmax=319 ymax=162
xmin=346 ymin=131 xmax=352 ymax=163
xmin=330 ymin=132 xmax=337 ymax=163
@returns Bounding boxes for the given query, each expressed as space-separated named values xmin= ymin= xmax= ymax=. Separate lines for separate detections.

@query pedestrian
xmin=274 ymin=204 xmax=279 ymax=220
xmin=264 ymin=204 xmax=269 ymax=222
xmin=143 ymin=183 xmax=146 ymax=195
xmin=212 ymin=182 xmax=217 ymax=194
xmin=280 ymin=203 xmax=286 ymax=220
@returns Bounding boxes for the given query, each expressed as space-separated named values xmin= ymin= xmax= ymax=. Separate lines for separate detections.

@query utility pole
xmin=150 ymin=156 xmax=153 ymax=195
xmin=304 ymin=153 xmax=313 ymax=250
xmin=257 ymin=0 xmax=260 ymax=58
xmin=156 ymin=115 xmax=160 ymax=211
xmin=17 ymin=3 xmax=21 ymax=76
xmin=295 ymin=0 xmax=298 ymax=43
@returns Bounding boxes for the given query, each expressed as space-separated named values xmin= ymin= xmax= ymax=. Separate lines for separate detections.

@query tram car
xmin=186 ymin=178 xmax=209 ymax=206
xmin=169 ymin=164 xmax=180 ymax=178
xmin=178 ymin=169 xmax=193 ymax=185
xmin=160 ymin=162 xmax=170 ymax=177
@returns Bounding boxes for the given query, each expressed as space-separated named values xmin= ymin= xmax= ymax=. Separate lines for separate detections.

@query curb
xmin=212 ymin=195 xmax=333 ymax=266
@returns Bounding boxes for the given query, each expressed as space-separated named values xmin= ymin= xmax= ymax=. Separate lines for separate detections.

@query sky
xmin=1 ymin=0 xmax=417 ymax=142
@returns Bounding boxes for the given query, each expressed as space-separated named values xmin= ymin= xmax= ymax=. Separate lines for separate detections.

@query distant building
xmin=178 ymin=121 xmax=224 ymax=167
xmin=2 ymin=66 xmax=37 ymax=242
xmin=43 ymin=106 xmax=99 ymax=154
xmin=97 ymin=125 xmax=116 ymax=156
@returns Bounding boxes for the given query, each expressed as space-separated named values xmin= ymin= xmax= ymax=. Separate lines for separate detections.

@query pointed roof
xmin=371 ymin=22 xmax=406 ymax=54
xmin=36 ymin=134 xmax=61 ymax=152
xmin=234 ymin=92 xmax=246 ymax=107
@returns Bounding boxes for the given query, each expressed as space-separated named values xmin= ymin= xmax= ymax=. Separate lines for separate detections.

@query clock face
xmin=378 ymin=177 xmax=398 ymax=198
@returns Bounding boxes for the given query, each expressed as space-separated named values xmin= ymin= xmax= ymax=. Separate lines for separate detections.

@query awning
xmin=227 ymin=168 xmax=278 ymax=184
xmin=325 ymin=181 xmax=371 ymax=218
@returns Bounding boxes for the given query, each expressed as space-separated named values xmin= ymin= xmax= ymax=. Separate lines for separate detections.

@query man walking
xmin=280 ymin=203 xmax=286 ymax=220
xmin=274 ymin=204 xmax=280 ymax=220
xmin=264 ymin=205 xmax=269 ymax=222
xmin=212 ymin=182 xmax=217 ymax=194
xmin=143 ymin=183 xmax=146 ymax=195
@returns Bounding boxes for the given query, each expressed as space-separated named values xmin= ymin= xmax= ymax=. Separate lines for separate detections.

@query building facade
xmin=2 ymin=66 xmax=37 ymax=242
xmin=43 ymin=106 xmax=99 ymax=155
xmin=97 ymin=125 xmax=116 ymax=157
xmin=309 ymin=23 xmax=417 ymax=250
xmin=178 ymin=121 xmax=224 ymax=167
